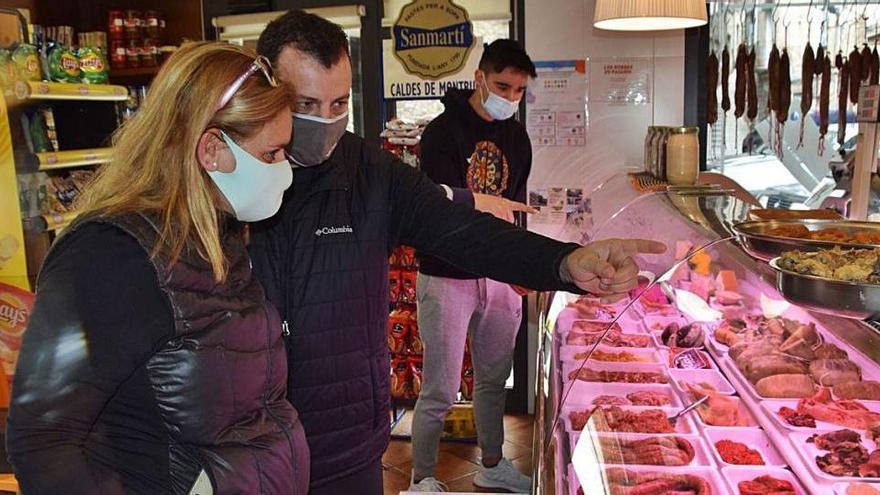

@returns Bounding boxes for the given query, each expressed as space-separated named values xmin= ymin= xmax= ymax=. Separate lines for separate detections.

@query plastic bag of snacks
xmin=389 ymin=269 xmax=401 ymax=303
xmin=387 ymin=309 xmax=410 ymax=354
xmin=409 ymin=355 xmax=423 ymax=397
xmin=460 ymin=352 xmax=474 ymax=401
xmin=0 ymin=282 xmax=34 ymax=394
xmin=390 ymin=355 xmax=412 ymax=399
xmin=400 ymin=270 xmax=417 ymax=304
xmin=408 ymin=313 xmax=423 ymax=354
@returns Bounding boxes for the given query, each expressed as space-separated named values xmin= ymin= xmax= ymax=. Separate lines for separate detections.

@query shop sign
xmin=383 ymin=38 xmax=482 ymax=100
xmin=391 ymin=0 xmax=475 ymax=80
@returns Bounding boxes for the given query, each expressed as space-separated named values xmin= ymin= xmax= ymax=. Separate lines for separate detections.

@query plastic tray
xmin=834 ymin=481 xmax=880 ymax=495
xmin=562 ymin=330 xmax=654 ymax=349
xmin=651 ymin=329 xmax=707 ymax=350
xmin=704 ymin=426 xmax=787 ymax=467
xmin=561 ymin=381 xmax=683 ymax=409
xmin=562 ymin=361 xmax=670 ymax=387
xmin=642 ymin=314 xmax=688 ymax=334
xmin=758 ymin=399 xmax=880 ymax=433
xmin=722 ymin=466 xmax=808 ymax=495
xmin=568 ymin=464 xmax=731 ymax=495
xmin=669 ymin=368 xmax=736 ymax=397
xmin=560 ymin=405 xmax=697 ymax=436
xmin=560 ymin=345 xmax=660 ymax=364
xmin=691 ymin=395 xmax=759 ymax=428
xmin=790 ymin=430 xmax=880 ymax=483
xmin=568 ymin=432 xmax=716 ymax=467
xmin=659 ymin=349 xmax=718 ymax=371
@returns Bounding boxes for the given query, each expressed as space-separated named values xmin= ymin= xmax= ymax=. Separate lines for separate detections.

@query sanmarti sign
xmin=391 ymin=0 xmax=475 ymax=80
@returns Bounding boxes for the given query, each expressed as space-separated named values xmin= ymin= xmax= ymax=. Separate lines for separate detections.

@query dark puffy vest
xmin=53 ymin=214 xmax=302 ymax=494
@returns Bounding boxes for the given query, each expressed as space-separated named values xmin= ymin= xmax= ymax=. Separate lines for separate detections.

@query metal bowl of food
xmin=733 ymin=219 xmax=880 ymax=261
xmin=769 ymin=250 xmax=880 ymax=320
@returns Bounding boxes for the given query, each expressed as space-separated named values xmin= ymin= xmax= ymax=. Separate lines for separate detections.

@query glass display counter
xmin=532 ymin=173 xmax=880 ymax=495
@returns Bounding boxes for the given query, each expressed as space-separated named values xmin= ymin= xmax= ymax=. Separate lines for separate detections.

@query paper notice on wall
xmin=529 ymin=187 xmax=587 ymax=226
xmin=592 ymin=57 xmax=652 ymax=106
xmin=525 ymin=60 xmax=587 ymax=147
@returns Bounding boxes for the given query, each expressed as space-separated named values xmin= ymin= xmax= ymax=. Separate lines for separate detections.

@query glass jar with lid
xmin=644 ymin=126 xmax=656 ymax=175
xmin=656 ymin=127 xmax=671 ymax=180
xmin=666 ymin=126 xmax=700 ymax=185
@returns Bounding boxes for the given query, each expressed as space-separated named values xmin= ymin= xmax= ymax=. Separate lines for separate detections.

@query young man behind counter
xmin=409 ymin=39 xmax=537 ymax=493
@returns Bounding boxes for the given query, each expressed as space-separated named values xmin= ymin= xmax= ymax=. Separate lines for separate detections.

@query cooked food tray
xmin=734 ymin=220 xmax=880 ymax=262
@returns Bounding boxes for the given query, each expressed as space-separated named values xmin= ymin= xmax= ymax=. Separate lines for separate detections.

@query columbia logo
xmin=315 ymin=226 xmax=354 ymax=237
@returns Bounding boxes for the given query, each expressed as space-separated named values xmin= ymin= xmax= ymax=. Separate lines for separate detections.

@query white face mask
xmin=287 ymin=111 xmax=349 ymax=167
xmin=207 ymin=131 xmax=293 ymax=222
xmin=480 ymin=80 xmax=520 ymax=121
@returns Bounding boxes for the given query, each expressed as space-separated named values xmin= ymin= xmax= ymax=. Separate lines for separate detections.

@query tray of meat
xmin=568 ymin=432 xmax=716 ymax=467
xmin=689 ymin=394 xmax=758 ymax=428
xmin=563 ymin=362 xmax=669 ymax=386
xmin=564 ymin=328 xmax=652 ymax=348
xmin=722 ymin=467 xmax=807 ymax=495
xmin=568 ymin=465 xmax=730 ymax=495
xmin=567 ymin=319 xmax=625 ymax=336
xmin=660 ymin=349 xmax=718 ymax=371
xmin=763 ymin=390 xmax=880 ymax=433
xmin=708 ymin=319 xmax=751 ymax=355
xmin=560 ymin=345 xmax=659 ymax=364
xmin=566 ymin=297 xmax=627 ymax=321
xmin=670 ymin=369 xmax=736 ymax=396
xmin=654 ymin=322 xmax=707 ymax=349
xmin=564 ymin=381 xmax=683 ymax=408
xmin=643 ymin=314 xmax=689 ymax=334
xmin=563 ymin=405 xmax=696 ymax=436
xmin=791 ymin=429 xmax=880 ymax=482
xmin=835 ymin=481 xmax=880 ymax=495
xmin=704 ymin=427 xmax=787 ymax=467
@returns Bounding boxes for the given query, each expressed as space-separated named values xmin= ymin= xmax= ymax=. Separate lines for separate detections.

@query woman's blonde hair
xmin=79 ymin=42 xmax=290 ymax=281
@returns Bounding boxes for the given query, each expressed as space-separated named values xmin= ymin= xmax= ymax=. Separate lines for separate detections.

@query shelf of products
xmin=534 ymin=173 xmax=880 ymax=495
xmin=35 ymin=147 xmax=111 ymax=170
xmin=13 ymin=80 xmax=128 ymax=102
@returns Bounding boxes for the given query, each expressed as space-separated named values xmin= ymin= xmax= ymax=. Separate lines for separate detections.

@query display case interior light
xmin=593 ymin=0 xmax=708 ymax=32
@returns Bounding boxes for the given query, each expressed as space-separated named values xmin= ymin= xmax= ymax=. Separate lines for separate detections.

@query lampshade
xmin=594 ymin=0 xmax=708 ymax=31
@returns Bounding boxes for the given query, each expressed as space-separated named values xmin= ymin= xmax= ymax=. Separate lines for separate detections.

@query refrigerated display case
xmin=532 ymin=172 xmax=880 ymax=495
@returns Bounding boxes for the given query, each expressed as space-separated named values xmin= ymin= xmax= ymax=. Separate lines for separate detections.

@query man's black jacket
xmin=248 ymin=131 xmax=580 ymax=487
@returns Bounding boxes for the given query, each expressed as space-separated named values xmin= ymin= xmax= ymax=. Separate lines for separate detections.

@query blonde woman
xmin=6 ymin=42 xmax=308 ymax=495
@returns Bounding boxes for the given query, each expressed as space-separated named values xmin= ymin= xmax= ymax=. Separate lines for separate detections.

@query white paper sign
xmin=525 ymin=60 xmax=588 ymax=147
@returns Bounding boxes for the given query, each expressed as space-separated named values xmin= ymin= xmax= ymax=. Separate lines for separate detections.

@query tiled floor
xmin=382 ymin=414 xmax=535 ymax=494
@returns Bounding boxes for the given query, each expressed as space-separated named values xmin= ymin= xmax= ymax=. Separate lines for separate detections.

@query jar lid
xmin=670 ymin=126 xmax=699 ymax=134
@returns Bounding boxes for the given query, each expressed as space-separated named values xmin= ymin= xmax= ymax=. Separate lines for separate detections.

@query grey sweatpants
xmin=411 ymin=274 xmax=523 ymax=480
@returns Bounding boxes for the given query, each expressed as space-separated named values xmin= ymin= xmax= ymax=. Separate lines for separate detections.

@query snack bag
xmin=400 ymin=270 xmax=417 ymax=303
xmin=408 ymin=312 xmax=423 ymax=354
xmin=387 ymin=309 xmax=410 ymax=354
xmin=390 ymin=355 xmax=412 ymax=399
xmin=0 ymin=282 xmax=34 ymax=401
xmin=389 ymin=269 xmax=401 ymax=303
xmin=460 ymin=352 xmax=474 ymax=401
xmin=409 ymin=355 xmax=423 ymax=397
xmin=398 ymin=246 xmax=416 ymax=269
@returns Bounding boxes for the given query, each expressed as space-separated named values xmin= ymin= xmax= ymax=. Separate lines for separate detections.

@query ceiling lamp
xmin=594 ymin=0 xmax=708 ymax=31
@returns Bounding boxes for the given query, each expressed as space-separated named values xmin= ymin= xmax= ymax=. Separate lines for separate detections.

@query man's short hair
xmin=478 ymin=39 xmax=536 ymax=78
xmin=257 ymin=9 xmax=350 ymax=68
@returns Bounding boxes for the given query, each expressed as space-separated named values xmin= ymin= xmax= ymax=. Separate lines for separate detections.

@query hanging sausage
xmin=777 ymin=48 xmax=792 ymax=157
xmin=734 ymin=43 xmax=748 ymax=120
xmin=799 ymin=43 xmax=815 ymax=149
xmin=746 ymin=47 xmax=758 ymax=123
xmin=861 ymin=44 xmax=872 ymax=83
xmin=819 ymin=54 xmax=831 ymax=156
xmin=838 ymin=60 xmax=849 ymax=149
xmin=849 ymin=46 xmax=861 ymax=105
xmin=721 ymin=45 xmax=731 ymax=114
xmin=708 ymin=50 xmax=719 ymax=126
